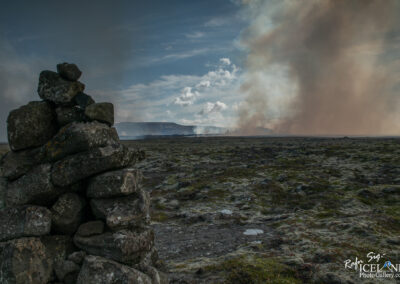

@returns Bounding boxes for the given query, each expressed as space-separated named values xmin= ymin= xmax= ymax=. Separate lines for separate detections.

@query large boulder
xmin=38 ymin=70 xmax=84 ymax=105
xmin=56 ymin=106 xmax=87 ymax=127
xmin=85 ymin=102 xmax=114 ymax=126
xmin=51 ymin=193 xmax=86 ymax=235
xmin=77 ymin=255 xmax=152 ymax=284
xmin=0 ymin=147 xmax=44 ymax=181
xmin=0 ymin=237 xmax=53 ymax=284
xmin=86 ymin=168 xmax=143 ymax=199
xmin=6 ymin=163 xmax=64 ymax=206
xmin=7 ymin=101 xmax=57 ymax=151
xmin=0 ymin=206 xmax=51 ymax=241
xmin=51 ymin=144 xmax=136 ymax=187
xmin=90 ymin=193 xmax=150 ymax=231
xmin=43 ymin=121 xmax=119 ymax=162
xmin=74 ymin=228 xmax=154 ymax=265
xmin=57 ymin=63 xmax=82 ymax=81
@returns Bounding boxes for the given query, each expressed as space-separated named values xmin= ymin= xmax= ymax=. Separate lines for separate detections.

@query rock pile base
xmin=0 ymin=63 xmax=167 ymax=283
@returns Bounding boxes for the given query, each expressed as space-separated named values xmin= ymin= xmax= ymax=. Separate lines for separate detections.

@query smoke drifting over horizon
xmin=237 ymin=0 xmax=400 ymax=135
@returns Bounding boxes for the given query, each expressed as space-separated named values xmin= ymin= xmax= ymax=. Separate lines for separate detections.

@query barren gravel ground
xmin=124 ymin=136 xmax=400 ymax=283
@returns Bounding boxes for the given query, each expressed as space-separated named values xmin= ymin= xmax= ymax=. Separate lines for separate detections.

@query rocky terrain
xmin=0 ymin=63 xmax=166 ymax=284
xmin=123 ymin=136 xmax=400 ymax=283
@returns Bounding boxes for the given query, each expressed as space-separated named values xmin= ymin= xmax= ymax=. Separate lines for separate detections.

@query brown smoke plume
xmin=237 ymin=0 xmax=400 ymax=135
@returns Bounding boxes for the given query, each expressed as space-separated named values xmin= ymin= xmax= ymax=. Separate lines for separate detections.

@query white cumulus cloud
xmin=198 ymin=101 xmax=228 ymax=115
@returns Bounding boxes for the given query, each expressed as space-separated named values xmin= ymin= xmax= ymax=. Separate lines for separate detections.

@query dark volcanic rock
xmin=51 ymin=144 xmax=136 ymax=187
xmin=57 ymin=63 xmax=82 ymax=81
xmin=7 ymin=101 xmax=57 ymax=151
xmin=51 ymin=193 xmax=86 ymax=235
xmin=90 ymin=193 xmax=150 ymax=231
xmin=56 ymin=106 xmax=87 ymax=127
xmin=6 ymin=163 xmax=64 ymax=206
xmin=74 ymin=92 xmax=95 ymax=109
xmin=74 ymin=228 xmax=154 ymax=265
xmin=76 ymin=220 xmax=105 ymax=237
xmin=0 ymin=237 xmax=53 ymax=284
xmin=0 ymin=178 xmax=6 ymax=209
xmin=43 ymin=121 xmax=119 ymax=162
xmin=54 ymin=259 xmax=80 ymax=284
xmin=87 ymin=168 xmax=142 ymax=199
xmin=85 ymin=102 xmax=114 ymax=126
xmin=0 ymin=206 xmax=51 ymax=241
xmin=38 ymin=70 xmax=85 ymax=105
xmin=41 ymin=235 xmax=76 ymax=267
xmin=77 ymin=255 xmax=152 ymax=284
xmin=0 ymin=147 xmax=44 ymax=180
xmin=68 ymin=251 xmax=86 ymax=265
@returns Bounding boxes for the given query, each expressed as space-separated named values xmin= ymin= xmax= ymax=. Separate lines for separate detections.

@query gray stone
xmin=57 ymin=63 xmax=82 ymax=81
xmin=90 ymin=192 xmax=150 ymax=231
xmin=68 ymin=251 xmax=86 ymax=265
xmin=74 ymin=92 xmax=95 ymax=109
xmin=6 ymin=163 xmax=64 ymax=206
xmin=87 ymin=168 xmax=142 ymax=199
xmin=7 ymin=101 xmax=57 ymax=151
xmin=54 ymin=259 xmax=80 ymax=284
xmin=74 ymin=228 xmax=154 ymax=265
xmin=56 ymin=106 xmax=87 ymax=127
xmin=77 ymin=255 xmax=152 ymax=284
xmin=85 ymin=102 xmax=114 ymax=126
xmin=41 ymin=235 xmax=76 ymax=267
xmin=0 ymin=178 xmax=6 ymax=209
xmin=51 ymin=144 xmax=136 ymax=187
xmin=43 ymin=121 xmax=119 ymax=162
xmin=0 ymin=147 xmax=44 ymax=181
xmin=0 ymin=206 xmax=51 ymax=241
xmin=76 ymin=220 xmax=105 ymax=237
xmin=0 ymin=237 xmax=53 ymax=284
xmin=38 ymin=70 xmax=85 ymax=105
xmin=51 ymin=193 xmax=86 ymax=235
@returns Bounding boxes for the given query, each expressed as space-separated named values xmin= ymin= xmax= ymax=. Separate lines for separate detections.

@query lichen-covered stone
xmin=74 ymin=228 xmax=154 ymax=265
xmin=41 ymin=235 xmax=76 ymax=267
xmin=90 ymin=192 xmax=150 ymax=231
xmin=76 ymin=220 xmax=105 ymax=237
xmin=74 ymin=92 xmax=95 ymax=109
xmin=51 ymin=144 xmax=136 ymax=187
xmin=85 ymin=102 xmax=114 ymax=126
xmin=7 ymin=101 xmax=57 ymax=151
xmin=43 ymin=121 xmax=119 ymax=162
xmin=77 ymin=255 xmax=152 ymax=284
xmin=0 ymin=178 xmax=7 ymax=209
xmin=51 ymin=193 xmax=86 ymax=235
xmin=0 ymin=237 xmax=53 ymax=284
xmin=68 ymin=250 xmax=86 ymax=265
xmin=0 ymin=206 xmax=51 ymax=241
xmin=86 ymin=168 xmax=142 ymax=199
xmin=54 ymin=259 xmax=80 ymax=284
xmin=38 ymin=70 xmax=85 ymax=105
xmin=56 ymin=106 xmax=87 ymax=127
xmin=0 ymin=147 xmax=44 ymax=181
xmin=6 ymin=163 xmax=64 ymax=206
xmin=57 ymin=63 xmax=82 ymax=81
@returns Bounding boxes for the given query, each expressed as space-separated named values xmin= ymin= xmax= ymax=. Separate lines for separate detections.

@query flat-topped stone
xmin=38 ymin=70 xmax=84 ymax=105
xmin=51 ymin=144 xmax=136 ymax=187
xmin=51 ymin=193 xmax=86 ymax=235
xmin=85 ymin=102 xmax=114 ymax=126
xmin=74 ymin=228 xmax=154 ymax=265
xmin=43 ymin=121 xmax=119 ymax=162
xmin=87 ymin=168 xmax=142 ymax=199
xmin=7 ymin=101 xmax=57 ymax=151
xmin=0 ymin=206 xmax=51 ymax=241
xmin=90 ymin=193 xmax=150 ymax=231
xmin=56 ymin=106 xmax=87 ymax=127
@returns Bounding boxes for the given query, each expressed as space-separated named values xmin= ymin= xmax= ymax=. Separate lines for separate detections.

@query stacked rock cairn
xmin=0 ymin=63 xmax=168 ymax=284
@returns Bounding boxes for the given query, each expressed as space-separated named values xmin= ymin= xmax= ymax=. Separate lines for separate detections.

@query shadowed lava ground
xmin=123 ymin=137 xmax=400 ymax=283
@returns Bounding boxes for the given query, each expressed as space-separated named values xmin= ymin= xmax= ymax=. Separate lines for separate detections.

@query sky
xmin=0 ymin=0 xmax=399 ymax=141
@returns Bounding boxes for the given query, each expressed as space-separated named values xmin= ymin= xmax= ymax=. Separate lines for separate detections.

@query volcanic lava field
xmin=1 ymin=136 xmax=400 ymax=283
xmin=124 ymin=136 xmax=400 ymax=283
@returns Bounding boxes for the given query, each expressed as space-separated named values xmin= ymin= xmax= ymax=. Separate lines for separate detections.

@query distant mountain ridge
xmin=115 ymin=122 xmax=228 ymax=138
